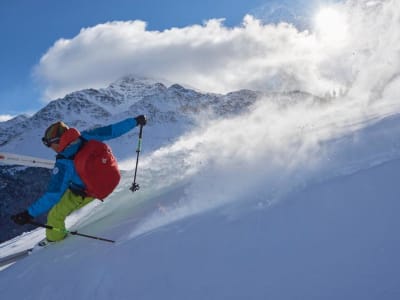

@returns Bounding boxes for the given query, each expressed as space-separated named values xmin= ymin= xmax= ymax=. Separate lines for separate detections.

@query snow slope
xmin=1 ymin=89 xmax=400 ymax=298
xmin=0 ymin=130 xmax=400 ymax=299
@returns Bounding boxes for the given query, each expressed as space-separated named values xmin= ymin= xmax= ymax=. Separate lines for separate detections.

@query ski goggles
xmin=42 ymin=137 xmax=60 ymax=147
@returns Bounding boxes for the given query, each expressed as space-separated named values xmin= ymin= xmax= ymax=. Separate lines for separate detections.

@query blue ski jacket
xmin=28 ymin=118 xmax=139 ymax=217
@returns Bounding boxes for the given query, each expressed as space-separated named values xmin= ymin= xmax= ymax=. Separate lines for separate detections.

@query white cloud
xmin=0 ymin=115 xmax=14 ymax=122
xmin=34 ymin=0 xmax=400 ymax=104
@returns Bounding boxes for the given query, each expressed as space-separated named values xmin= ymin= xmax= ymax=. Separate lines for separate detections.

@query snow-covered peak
xmin=105 ymin=75 xmax=168 ymax=106
xmin=0 ymin=76 xmax=267 ymax=157
xmin=109 ymin=74 xmax=168 ymax=89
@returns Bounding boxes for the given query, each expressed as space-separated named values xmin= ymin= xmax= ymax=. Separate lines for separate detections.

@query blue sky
xmin=0 ymin=0 xmax=326 ymax=118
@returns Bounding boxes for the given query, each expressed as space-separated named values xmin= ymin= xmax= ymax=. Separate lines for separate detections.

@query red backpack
xmin=74 ymin=140 xmax=121 ymax=200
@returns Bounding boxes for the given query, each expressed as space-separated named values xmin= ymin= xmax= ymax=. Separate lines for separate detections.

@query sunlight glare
xmin=314 ymin=6 xmax=348 ymax=45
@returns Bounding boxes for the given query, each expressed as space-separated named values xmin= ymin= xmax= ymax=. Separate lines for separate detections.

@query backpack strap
xmin=56 ymin=137 xmax=88 ymax=160
xmin=56 ymin=153 xmax=67 ymax=160
xmin=56 ymin=137 xmax=89 ymax=198
xmin=69 ymin=183 xmax=88 ymax=198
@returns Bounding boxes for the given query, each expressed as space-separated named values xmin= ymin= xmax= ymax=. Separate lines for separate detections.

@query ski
xmin=0 ymin=152 xmax=54 ymax=169
xmin=0 ymin=239 xmax=55 ymax=269
xmin=0 ymin=248 xmax=33 ymax=268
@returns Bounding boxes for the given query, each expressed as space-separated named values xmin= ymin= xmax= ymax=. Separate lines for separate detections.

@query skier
xmin=11 ymin=115 xmax=147 ymax=245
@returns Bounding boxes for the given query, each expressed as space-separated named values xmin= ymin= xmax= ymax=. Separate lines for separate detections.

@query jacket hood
xmin=58 ymin=128 xmax=81 ymax=152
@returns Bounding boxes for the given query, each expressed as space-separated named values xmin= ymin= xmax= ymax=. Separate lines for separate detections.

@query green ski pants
xmin=46 ymin=189 xmax=94 ymax=241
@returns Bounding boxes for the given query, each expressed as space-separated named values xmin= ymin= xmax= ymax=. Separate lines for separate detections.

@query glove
xmin=135 ymin=115 xmax=147 ymax=126
xmin=11 ymin=210 xmax=33 ymax=225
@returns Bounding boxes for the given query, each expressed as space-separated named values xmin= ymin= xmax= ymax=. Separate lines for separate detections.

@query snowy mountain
xmin=1 ymin=73 xmax=400 ymax=299
xmin=0 ymin=75 xmax=268 ymax=158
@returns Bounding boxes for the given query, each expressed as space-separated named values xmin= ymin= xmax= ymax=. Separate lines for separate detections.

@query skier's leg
xmin=46 ymin=189 xmax=94 ymax=241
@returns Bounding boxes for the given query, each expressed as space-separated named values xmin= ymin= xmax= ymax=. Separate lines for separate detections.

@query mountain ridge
xmin=0 ymin=75 xmax=317 ymax=158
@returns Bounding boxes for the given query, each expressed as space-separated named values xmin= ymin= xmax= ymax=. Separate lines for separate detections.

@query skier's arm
xmin=27 ymin=160 xmax=70 ymax=217
xmin=81 ymin=117 xmax=139 ymax=142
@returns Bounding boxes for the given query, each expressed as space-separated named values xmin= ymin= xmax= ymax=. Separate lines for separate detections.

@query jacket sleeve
xmin=81 ymin=118 xmax=138 ymax=141
xmin=27 ymin=160 xmax=71 ymax=217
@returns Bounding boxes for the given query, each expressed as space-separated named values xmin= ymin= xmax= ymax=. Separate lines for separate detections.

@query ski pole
xmin=28 ymin=221 xmax=115 ymax=243
xmin=130 ymin=124 xmax=143 ymax=192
